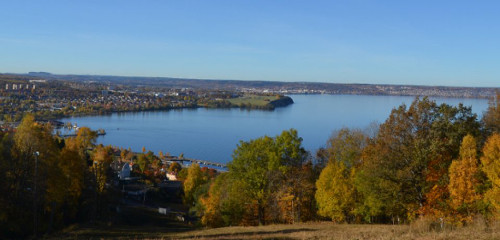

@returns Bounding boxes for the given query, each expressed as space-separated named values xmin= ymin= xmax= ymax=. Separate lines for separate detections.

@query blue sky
xmin=1 ymin=1 xmax=499 ymax=87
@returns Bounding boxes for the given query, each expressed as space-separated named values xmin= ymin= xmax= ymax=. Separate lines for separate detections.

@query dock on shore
xmin=162 ymin=156 xmax=227 ymax=169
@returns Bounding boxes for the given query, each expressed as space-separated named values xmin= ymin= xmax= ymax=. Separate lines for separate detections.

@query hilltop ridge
xmin=5 ymin=72 xmax=498 ymax=99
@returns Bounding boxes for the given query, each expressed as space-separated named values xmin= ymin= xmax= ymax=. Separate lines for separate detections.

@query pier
xmin=59 ymin=131 xmax=106 ymax=138
xmin=162 ymin=156 xmax=227 ymax=169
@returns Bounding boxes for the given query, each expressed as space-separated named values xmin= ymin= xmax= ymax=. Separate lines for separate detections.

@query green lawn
xmin=228 ymin=95 xmax=279 ymax=107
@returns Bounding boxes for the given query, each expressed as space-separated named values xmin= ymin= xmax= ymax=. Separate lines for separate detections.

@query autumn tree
xmin=201 ymin=174 xmax=226 ymax=227
xmin=168 ymin=162 xmax=182 ymax=173
xmin=183 ymin=163 xmax=207 ymax=205
xmin=0 ymin=116 xmax=112 ymax=237
xmin=177 ymin=167 xmax=188 ymax=181
xmin=0 ymin=117 xmax=45 ymax=237
xmin=420 ymin=103 xmax=481 ymax=219
xmin=227 ymin=129 xmax=308 ymax=225
xmin=357 ymin=99 xmax=436 ymax=222
xmin=137 ymin=154 xmax=150 ymax=173
xmin=481 ymin=133 xmax=500 ymax=218
xmin=70 ymin=127 xmax=97 ymax=160
xmin=357 ymin=97 xmax=480 ymax=223
xmin=56 ymin=144 xmax=86 ymax=220
xmin=1 ymin=114 xmax=67 ymax=237
xmin=315 ymin=128 xmax=367 ymax=222
xmin=273 ymin=161 xmax=316 ymax=223
xmin=14 ymin=115 xmax=61 ymax=235
xmin=90 ymin=145 xmax=113 ymax=220
xmin=201 ymin=173 xmax=249 ymax=227
xmin=316 ymin=161 xmax=354 ymax=222
xmin=92 ymin=145 xmax=113 ymax=193
xmin=120 ymin=148 xmax=133 ymax=162
xmin=448 ymin=135 xmax=480 ymax=223
xmin=229 ymin=135 xmax=276 ymax=225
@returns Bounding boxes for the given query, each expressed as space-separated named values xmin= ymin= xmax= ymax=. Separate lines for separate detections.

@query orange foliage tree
xmin=448 ymin=135 xmax=480 ymax=224
xmin=481 ymin=133 xmax=500 ymax=218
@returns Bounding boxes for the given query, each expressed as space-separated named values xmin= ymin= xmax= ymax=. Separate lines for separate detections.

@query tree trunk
xmin=258 ymin=204 xmax=265 ymax=225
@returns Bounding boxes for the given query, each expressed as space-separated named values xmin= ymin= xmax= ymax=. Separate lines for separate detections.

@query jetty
xmin=59 ymin=130 xmax=106 ymax=138
xmin=162 ymin=156 xmax=227 ymax=169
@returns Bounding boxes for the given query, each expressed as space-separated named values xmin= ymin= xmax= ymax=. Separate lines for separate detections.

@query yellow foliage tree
xmin=448 ymin=134 xmax=480 ymax=223
xmin=201 ymin=173 xmax=249 ymax=227
xmin=315 ymin=161 xmax=355 ymax=222
xmin=57 ymin=146 xmax=85 ymax=217
xmin=73 ymin=127 xmax=97 ymax=159
xmin=481 ymin=133 xmax=500 ymax=218
xmin=201 ymin=179 xmax=224 ymax=227
xmin=315 ymin=128 xmax=365 ymax=223
xmin=92 ymin=145 xmax=113 ymax=193
xmin=12 ymin=114 xmax=67 ymax=234
xmin=183 ymin=163 xmax=206 ymax=205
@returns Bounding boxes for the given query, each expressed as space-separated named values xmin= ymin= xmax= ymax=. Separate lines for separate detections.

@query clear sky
xmin=1 ymin=1 xmax=499 ymax=87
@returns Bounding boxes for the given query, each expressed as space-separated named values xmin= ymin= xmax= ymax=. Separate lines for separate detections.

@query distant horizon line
xmin=1 ymin=71 xmax=499 ymax=89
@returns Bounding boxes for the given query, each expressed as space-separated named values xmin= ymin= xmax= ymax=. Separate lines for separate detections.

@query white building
xmin=119 ymin=163 xmax=131 ymax=180
xmin=166 ymin=172 xmax=177 ymax=181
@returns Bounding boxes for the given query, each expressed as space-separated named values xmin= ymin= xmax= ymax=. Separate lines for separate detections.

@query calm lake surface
xmin=61 ymin=95 xmax=489 ymax=164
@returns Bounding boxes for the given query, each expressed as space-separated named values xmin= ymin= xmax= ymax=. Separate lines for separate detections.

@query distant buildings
xmin=4 ymin=83 xmax=36 ymax=91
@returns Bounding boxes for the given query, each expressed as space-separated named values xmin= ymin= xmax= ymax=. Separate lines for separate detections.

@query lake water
xmin=61 ymin=95 xmax=489 ymax=164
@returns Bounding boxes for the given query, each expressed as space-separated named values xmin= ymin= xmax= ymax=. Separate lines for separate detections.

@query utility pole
xmin=33 ymin=151 xmax=39 ymax=238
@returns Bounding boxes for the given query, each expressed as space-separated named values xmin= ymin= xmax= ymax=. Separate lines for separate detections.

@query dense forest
xmin=0 ymin=93 xmax=499 ymax=239
xmin=0 ymin=116 xmax=119 ymax=238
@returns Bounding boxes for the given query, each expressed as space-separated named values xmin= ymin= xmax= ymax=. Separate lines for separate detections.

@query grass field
xmin=52 ymin=215 xmax=500 ymax=240
xmin=228 ymin=95 xmax=279 ymax=107
xmin=168 ymin=221 xmax=500 ymax=240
